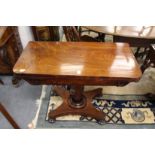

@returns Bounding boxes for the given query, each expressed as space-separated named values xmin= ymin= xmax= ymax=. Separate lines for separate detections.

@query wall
xmin=18 ymin=26 xmax=34 ymax=48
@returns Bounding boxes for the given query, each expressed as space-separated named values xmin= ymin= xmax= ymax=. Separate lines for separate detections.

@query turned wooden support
xmin=69 ymin=85 xmax=85 ymax=108
xmin=71 ymin=85 xmax=84 ymax=102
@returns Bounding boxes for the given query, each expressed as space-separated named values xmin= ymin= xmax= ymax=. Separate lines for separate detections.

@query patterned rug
xmin=43 ymin=91 xmax=155 ymax=125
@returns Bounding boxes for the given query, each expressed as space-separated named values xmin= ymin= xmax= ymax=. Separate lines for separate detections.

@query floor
xmin=0 ymin=76 xmax=41 ymax=129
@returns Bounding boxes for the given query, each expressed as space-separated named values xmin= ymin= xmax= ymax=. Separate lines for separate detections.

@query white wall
xmin=59 ymin=26 xmax=63 ymax=41
xmin=18 ymin=26 xmax=34 ymax=48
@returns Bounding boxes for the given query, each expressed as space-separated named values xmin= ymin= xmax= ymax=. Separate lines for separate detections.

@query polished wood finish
xmin=0 ymin=26 xmax=22 ymax=74
xmin=49 ymin=86 xmax=105 ymax=121
xmin=83 ymin=26 xmax=155 ymax=59
xmin=0 ymin=103 xmax=20 ymax=129
xmin=13 ymin=42 xmax=142 ymax=85
xmin=13 ymin=41 xmax=142 ymax=122
xmin=0 ymin=27 xmax=12 ymax=46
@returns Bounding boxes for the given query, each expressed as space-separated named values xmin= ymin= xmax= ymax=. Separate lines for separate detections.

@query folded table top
xmin=13 ymin=42 xmax=142 ymax=85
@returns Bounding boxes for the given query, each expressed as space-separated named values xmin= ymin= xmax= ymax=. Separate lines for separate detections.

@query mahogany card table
xmin=13 ymin=42 xmax=142 ymax=122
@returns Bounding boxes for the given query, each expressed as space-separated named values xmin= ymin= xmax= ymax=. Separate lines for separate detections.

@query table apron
xmin=14 ymin=74 xmax=139 ymax=86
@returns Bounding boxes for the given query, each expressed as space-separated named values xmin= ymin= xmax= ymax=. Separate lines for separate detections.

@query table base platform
xmin=48 ymin=85 xmax=105 ymax=122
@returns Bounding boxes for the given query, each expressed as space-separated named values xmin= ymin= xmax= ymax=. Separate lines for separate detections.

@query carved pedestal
xmin=48 ymin=85 xmax=105 ymax=122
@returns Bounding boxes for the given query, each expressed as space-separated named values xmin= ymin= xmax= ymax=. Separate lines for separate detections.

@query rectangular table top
xmin=13 ymin=42 xmax=142 ymax=85
xmin=83 ymin=26 xmax=155 ymax=39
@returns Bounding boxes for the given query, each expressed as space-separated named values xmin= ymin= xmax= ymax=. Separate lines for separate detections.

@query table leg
xmin=12 ymin=75 xmax=21 ymax=86
xmin=0 ymin=103 xmax=20 ymax=129
xmin=48 ymin=85 xmax=105 ymax=122
xmin=0 ymin=79 xmax=4 ymax=85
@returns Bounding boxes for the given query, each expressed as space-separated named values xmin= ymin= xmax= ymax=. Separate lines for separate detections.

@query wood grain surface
xmin=13 ymin=41 xmax=142 ymax=85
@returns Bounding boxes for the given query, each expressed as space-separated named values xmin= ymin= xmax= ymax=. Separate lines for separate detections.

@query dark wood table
xmin=83 ymin=26 xmax=155 ymax=41
xmin=83 ymin=26 xmax=155 ymax=57
xmin=13 ymin=41 xmax=142 ymax=122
